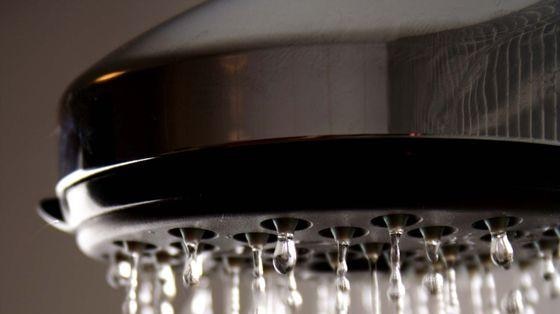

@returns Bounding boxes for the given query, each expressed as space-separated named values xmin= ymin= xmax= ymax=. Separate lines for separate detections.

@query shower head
xmin=39 ymin=1 xmax=560 ymax=313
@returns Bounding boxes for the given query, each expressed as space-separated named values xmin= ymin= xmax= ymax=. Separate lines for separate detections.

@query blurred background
xmin=0 ymin=1 xmax=200 ymax=313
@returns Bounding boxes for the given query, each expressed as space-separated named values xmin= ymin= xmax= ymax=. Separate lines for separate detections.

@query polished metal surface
xmin=76 ymin=0 xmax=539 ymax=81
xmin=40 ymin=136 xmax=560 ymax=260
xmin=60 ymin=0 xmax=560 ymax=177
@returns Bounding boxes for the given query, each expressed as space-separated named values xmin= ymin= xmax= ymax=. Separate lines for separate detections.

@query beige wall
xmin=0 ymin=1 xmax=197 ymax=312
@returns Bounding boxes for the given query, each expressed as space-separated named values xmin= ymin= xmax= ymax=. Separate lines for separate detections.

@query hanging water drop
xmin=542 ymin=253 xmax=556 ymax=281
xmin=252 ymin=250 xmax=266 ymax=291
xmin=326 ymin=242 xmax=351 ymax=314
xmin=160 ymin=263 xmax=177 ymax=300
xmin=387 ymin=230 xmax=406 ymax=311
xmin=377 ymin=215 xmax=412 ymax=314
xmin=414 ymin=226 xmax=449 ymax=314
xmin=484 ymin=218 xmax=514 ymax=269
xmin=271 ymin=218 xmax=300 ymax=275
xmin=425 ymin=239 xmax=441 ymax=264
xmin=375 ymin=214 xmax=417 ymax=311
xmin=335 ymin=240 xmax=350 ymax=292
xmin=501 ymin=290 xmax=524 ymax=314
xmin=183 ymin=243 xmax=202 ymax=287
xmin=327 ymin=227 xmax=359 ymax=314
xmin=245 ymin=232 xmax=270 ymax=314
xmin=536 ymin=241 xmax=557 ymax=281
xmin=551 ymin=272 xmax=560 ymax=299
xmin=442 ymin=244 xmax=462 ymax=314
xmin=418 ymin=226 xmax=447 ymax=264
xmin=273 ymin=232 xmax=296 ymax=275
xmin=490 ymin=231 xmax=514 ymax=269
xmin=107 ymin=253 xmax=130 ymax=289
xmin=180 ymin=228 xmax=206 ymax=287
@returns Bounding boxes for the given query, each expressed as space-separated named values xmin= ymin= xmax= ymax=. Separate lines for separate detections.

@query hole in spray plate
xmin=471 ymin=216 xmax=522 ymax=230
xmin=168 ymin=228 xmax=217 ymax=240
xmin=370 ymin=213 xmax=422 ymax=228
xmin=232 ymin=232 xmax=277 ymax=244
xmin=317 ymin=226 xmax=369 ymax=239
xmin=170 ymin=242 xmax=218 ymax=253
xmin=315 ymin=250 xmax=363 ymax=262
xmin=260 ymin=217 xmax=312 ymax=231
xmin=441 ymin=243 xmax=471 ymax=253
xmin=113 ymin=240 xmax=157 ymax=251
xmin=349 ymin=242 xmax=389 ymax=253
xmin=543 ymin=227 xmax=560 ymax=237
xmin=480 ymin=230 xmax=527 ymax=242
xmin=263 ymin=247 xmax=311 ymax=256
xmin=407 ymin=226 xmax=457 ymax=238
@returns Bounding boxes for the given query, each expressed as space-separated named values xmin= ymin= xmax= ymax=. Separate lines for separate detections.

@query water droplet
xmin=540 ymin=250 xmax=556 ymax=281
xmin=422 ymin=271 xmax=444 ymax=295
xmin=123 ymin=251 xmax=141 ymax=314
xmin=248 ymin=243 xmax=267 ymax=314
xmin=334 ymin=240 xmax=351 ymax=314
xmin=181 ymin=240 xmax=202 ymax=287
xmin=489 ymin=231 xmax=514 ymax=268
xmin=551 ymin=273 xmax=560 ymax=299
xmin=138 ymin=278 xmax=154 ymax=306
xmin=387 ymin=231 xmax=406 ymax=303
xmin=107 ymin=255 xmax=123 ymax=288
xmin=107 ymin=253 xmax=133 ymax=289
xmin=273 ymin=232 xmax=297 ymax=275
xmin=336 ymin=241 xmax=350 ymax=291
xmin=501 ymin=290 xmax=524 ymax=314
xmin=326 ymin=236 xmax=352 ymax=314
xmin=484 ymin=218 xmax=515 ymax=269
xmin=424 ymin=239 xmax=441 ymax=264
xmin=158 ymin=263 xmax=177 ymax=300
